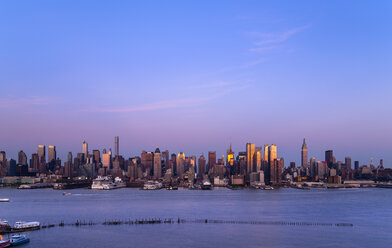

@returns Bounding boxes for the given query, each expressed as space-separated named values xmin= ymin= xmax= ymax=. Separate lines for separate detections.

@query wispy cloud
xmin=241 ymin=58 xmax=268 ymax=68
xmin=239 ymin=24 xmax=311 ymax=69
xmin=97 ymin=97 xmax=206 ymax=113
xmin=92 ymin=85 xmax=250 ymax=113
xmin=248 ymin=45 xmax=281 ymax=53
xmin=0 ymin=96 xmax=53 ymax=108
xmin=250 ymin=25 xmax=311 ymax=46
xmin=190 ymin=81 xmax=230 ymax=89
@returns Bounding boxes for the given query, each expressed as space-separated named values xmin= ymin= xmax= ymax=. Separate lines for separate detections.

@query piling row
xmin=51 ymin=218 xmax=353 ymax=228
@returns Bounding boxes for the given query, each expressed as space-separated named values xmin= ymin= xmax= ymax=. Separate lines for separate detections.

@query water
xmin=0 ymin=188 xmax=391 ymax=247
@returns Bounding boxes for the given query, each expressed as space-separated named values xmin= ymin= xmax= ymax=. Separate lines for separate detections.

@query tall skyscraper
xmin=301 ymin=138 xmax=308 ymax=168
xmin=325 ymin=150 xmax=333 ymax=167
xmin=226 ymin=144 xmax=234 ymax=166
xmin=102 ymin=149 xmax=112 ymax=168
xmin=83 ymin=141 xmax=88 ymax=157
xmin=18 ymin=150 xmax=27 ymax=166
xmin=7 ymin=158 xmax=16 ymax=176
xmin=48 ymin=145 xmax=56 ymax=163
xmin=177 ymin=152 xmax=185 ymax=177
xmin=114 ymin=136 xmax=119 ymax=156
xmin=254 ymin=147 xmax=262 ymax=172
xmin=38 ymin=145 xmax=46 ymax=161
xmin=30 ymin=153 xmax=39 ymax=171
xmin=246 ymin=143 xmax=255 ymax=175
xmin=93 ymin=150 xmax=100 ymax=165
xmin=153 ymin=147 xmax=162 ymax=178
xmin=67 ymin=152 xmax=73 ymax=163
xmin=162 ymin=150 xmax=169 ymax=171
xmin=198 ymin=154 xmax=206 ymax=177
xmin=207 ymin=151 xmax=216 ymax=171
xmin=354 ymin=161 xmax=359 ymax=170
xmin=263 ymin=145 xmax=269 ymax=162
xmin=268 ymin=144 xmax=277 ymax=163
xmin=345 ymin=157 xmax=352 ymax=170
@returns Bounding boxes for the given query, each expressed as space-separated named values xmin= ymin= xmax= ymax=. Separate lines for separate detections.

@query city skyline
xmin=1 ymin=0 xmax=391 ymax=166
xmin=0 ymin=137 xmax=387 ymax=168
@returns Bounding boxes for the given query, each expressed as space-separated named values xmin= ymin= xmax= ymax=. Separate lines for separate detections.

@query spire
xmin=302 ymin=138 xmax=307 ymax=149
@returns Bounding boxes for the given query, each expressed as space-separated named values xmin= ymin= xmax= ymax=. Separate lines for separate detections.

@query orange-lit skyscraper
xmin=153 ymin=147 xmax=162 ymax=178
xmin=246 ymin=143 xmax=255 ymax=175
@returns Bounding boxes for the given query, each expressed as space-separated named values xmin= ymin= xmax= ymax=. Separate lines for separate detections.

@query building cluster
xmin=285 ymin=139 xmax=391 ymax=184
xmin=0 ymin=137 xmax=391 ymax=186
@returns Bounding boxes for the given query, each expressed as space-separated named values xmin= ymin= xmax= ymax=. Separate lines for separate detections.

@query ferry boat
xmin=0 ymin=199 xmax=9 ymax=203
xmin=91 ymin=176 xmax=126 ymax=190
xmin=10 ymin=235 xmax=29 ymax=246
xmin=13 ymin=221 xmax=40 ymax=232
xmin=0 ymin=239 xmax=10 ymax=248
xmin=0 ymin=220 xmax=11 ymax=234
xmin=201 ymin=179 xmax=212 ymax=190
xmin=143 ymin=181 xmax=162 ymax=190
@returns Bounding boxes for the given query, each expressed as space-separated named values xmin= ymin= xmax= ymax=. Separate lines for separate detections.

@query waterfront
xmin=0 ymin=188 xmax=391 ymax=247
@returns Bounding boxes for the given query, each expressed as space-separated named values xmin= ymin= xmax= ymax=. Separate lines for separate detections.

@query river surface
xmin=0 ymin=187 xmax=391 ymax=247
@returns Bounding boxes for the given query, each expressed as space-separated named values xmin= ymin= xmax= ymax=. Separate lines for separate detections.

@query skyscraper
xmin=177 ymin=152 xmax=185 ymax=177
xmin=268 ymin=144 xmax=277 ymax=163
xmin=48 ymin=145 xmax=56 ymax=163
xmin=18 ymin=150 xmax=27 ymax=166
xmin=38 ymin=145 xmax=45 ymax=161
xmin=263 ymin=145 xmax=269 ymax=162
xmin=162 ymin=150 xmax=169 ymax=171
xmin=30 ymin=153 xmax=39 ymax=171
xmin=301 ymin=138 xmax=308 ymax=168
xmin=83 ymin=141 xmax=88 ymax=157
xmin=93 ymin=150 xmax=100 ymax=165
xmin=198 ymin=154 xmax=206 ymax=177
xmin=153 ymin=147 xmax=162 ymax=178
xmin=102 ymin=149 xmax=112 ymax=168
xmin=67 ymin=152 xmax=73 ymax=163
xmin=114 ymin=136 xmax=119 ymax=156
xmin=207 ymin=151 xmax=216 ymax=172
xmin=345 ymin=156 xmax=352 ymax=170
xmin=226 ymin=144 xmax=234 ymax=166
xmin=325 ymin=150 xmax=333 ymax=167
xmin=254 ymin=147 xmax=262 ymax=172
xmin=246 ymin=143 xmax=255 ymax=175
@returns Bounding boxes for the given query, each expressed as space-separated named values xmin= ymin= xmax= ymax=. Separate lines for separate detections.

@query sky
xmin=0 ymin=0 xmax=391 ymax=167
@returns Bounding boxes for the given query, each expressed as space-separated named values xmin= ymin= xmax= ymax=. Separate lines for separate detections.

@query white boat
xmin=0 ymin=199 xmax=9 ymax=202
xmin=13 ymin=221 xmax=40 ymax=231
xmin=91 ymin=176 xmax=126 ymax=190
xmin=0 ymin=219 xmax=11 ymax=233
xmin=201 ymin=179 xmax=212 ymax=190
xmin=143 ymin=181 xmax=162 ymax=190
xmin=10 ymin=234 xmax=30 ymax=246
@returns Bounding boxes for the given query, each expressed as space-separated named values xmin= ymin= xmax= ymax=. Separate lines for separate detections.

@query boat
xmin=0 ymin=220 xmax=11 ymax=234
xmin=0 ymin=239 xmax=10 ymax=248
xmin=0 ymin=199 xmax=9 ymax=203
xmin=201 ymin=179 xmax=212 ymax=190
xmin=13 ymin=221 xmax=40 ymax=232
xmin=143 ymin=181 xmax=162 ymax=190
xmin=166 ymin=185 xmax=178 ymax=190
xmin=63 ymin=192 xmax=72 ymax=196
xmin=91 ymin=176 xmax=126 ymax=190
xmin=10 ymin=234 xmax=29 ymax=246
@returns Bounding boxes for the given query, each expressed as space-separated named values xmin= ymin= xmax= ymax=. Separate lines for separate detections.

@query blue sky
xmin=0 ymin=0 xmax=391 ymax=166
